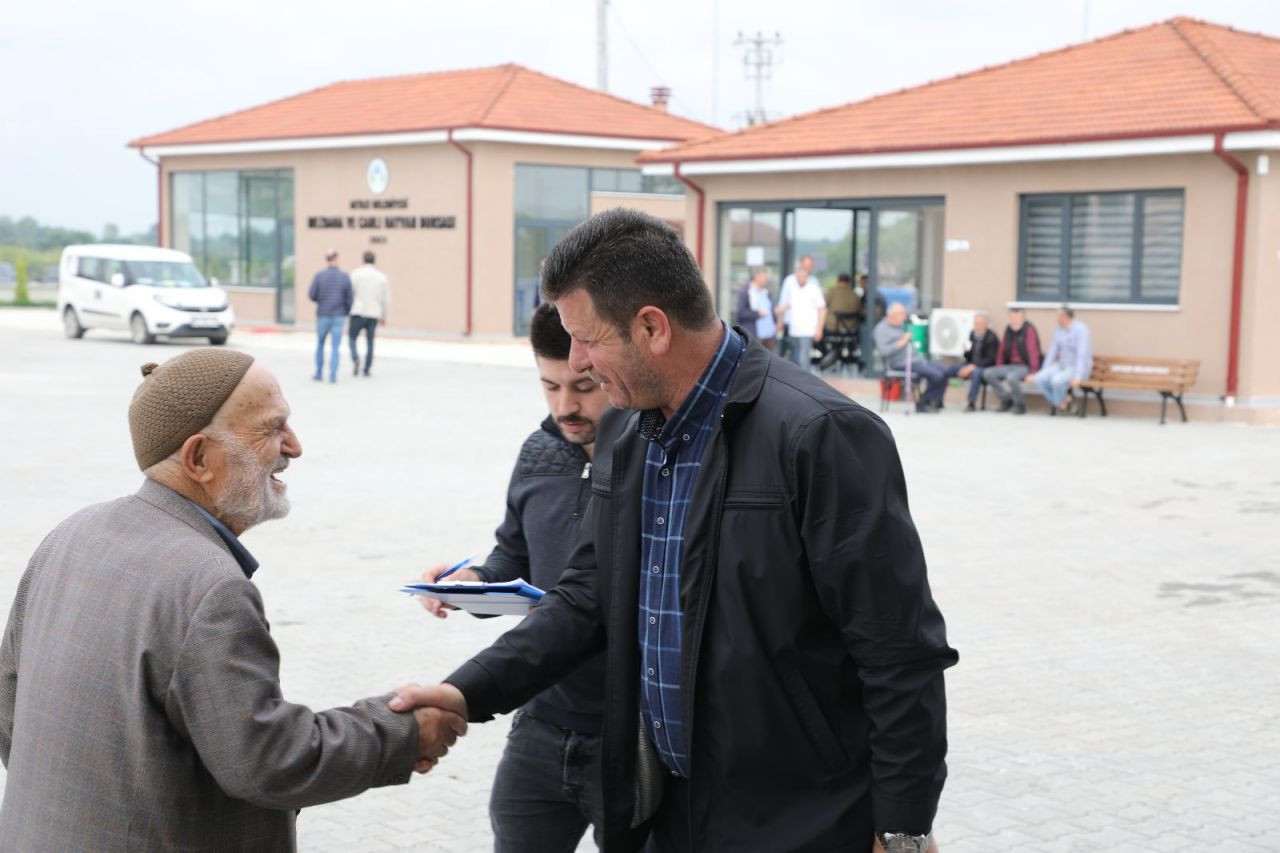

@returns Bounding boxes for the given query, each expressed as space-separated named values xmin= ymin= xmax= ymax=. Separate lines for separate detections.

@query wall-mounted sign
xmin=367 ymin=158 xmax=389 ymax=195
xmin=306 ymin=192 xmax=455 ymax=232
xmin=305 ymin=213 xmax=455 ymax=230
xmin=745 ymin=245 xmax=765 ymax=266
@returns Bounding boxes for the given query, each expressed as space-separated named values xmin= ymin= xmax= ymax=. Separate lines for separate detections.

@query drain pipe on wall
xmin=672 ymin=163 xmax=706 ymax=269
xmin=1212 ymin=132 xmax=1248 ymax=406
xmin=447 ymin=129 xmax=474 ymax=337
xmin=138 ymin=148 xmax=162 ymax=247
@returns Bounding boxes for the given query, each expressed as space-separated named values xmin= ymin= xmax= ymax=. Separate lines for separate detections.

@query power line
xmin=608 ymin=2 xmax=697 ymax=115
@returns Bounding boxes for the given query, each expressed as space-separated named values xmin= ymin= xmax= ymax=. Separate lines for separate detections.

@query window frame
xmin=1016 ymin=188 xmax=1184 ymax=306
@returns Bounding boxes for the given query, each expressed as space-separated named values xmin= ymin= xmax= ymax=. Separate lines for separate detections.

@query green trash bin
xmin=909 ymin=316 xmax=929 ymax=357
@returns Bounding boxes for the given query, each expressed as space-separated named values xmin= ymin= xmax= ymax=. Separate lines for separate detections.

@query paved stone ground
xmin=1 ymin=308 xmax=1277 ymax=852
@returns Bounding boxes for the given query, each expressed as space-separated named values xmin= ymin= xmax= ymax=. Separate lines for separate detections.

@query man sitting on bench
xmin=983 ymin=307 xmax=1043 ymax=415
xmin=1032 ymin=304 xmax=1093 ymax=415
xmin=941 ymin=311 xmax=998 ymax=412
xmin=875 ymin=302 xmax=947 ymax=413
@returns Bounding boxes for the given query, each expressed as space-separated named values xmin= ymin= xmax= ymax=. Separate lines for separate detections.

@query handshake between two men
xmin=395 ymin=683 xmax=470 ymax=774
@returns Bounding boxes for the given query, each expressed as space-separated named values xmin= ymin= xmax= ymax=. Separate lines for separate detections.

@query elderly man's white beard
xmin=211 ymin=432 xmax=290 ymax=532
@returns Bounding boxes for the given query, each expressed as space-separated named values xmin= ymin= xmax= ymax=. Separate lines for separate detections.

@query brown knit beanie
xmin=128 ymin=349 xmax=255 ymax=471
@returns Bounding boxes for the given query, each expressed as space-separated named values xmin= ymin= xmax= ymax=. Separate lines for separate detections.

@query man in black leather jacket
xmin=395 ymin=210 xmax=957 ymax=853
xmin=419 ymin=303 xmax=611 ymax=852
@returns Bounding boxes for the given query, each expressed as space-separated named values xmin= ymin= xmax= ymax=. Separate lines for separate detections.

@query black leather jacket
xmin=450 ymin=334 xmax=957 ymax=851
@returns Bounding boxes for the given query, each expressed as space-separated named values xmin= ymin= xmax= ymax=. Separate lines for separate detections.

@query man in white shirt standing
xmin=775 ymin=260 xmax=826 ymax=371
xmin=349 ymin=251 xmax=391 ymax=377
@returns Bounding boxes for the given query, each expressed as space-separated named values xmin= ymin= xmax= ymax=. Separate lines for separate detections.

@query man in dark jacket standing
xmin=418 ymin=302 xmax=611 ymax=852
xmin=308 ymin=249 xmax=352 ymax=383
xmin=393 ymin=209 xmax=956 ymax=853
xmin=941 ymin=312 xmax=1000 ymax=412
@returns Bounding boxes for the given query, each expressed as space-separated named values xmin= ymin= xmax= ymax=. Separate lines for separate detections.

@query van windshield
xmin=123 ymin=260 xmax=208 ymax=288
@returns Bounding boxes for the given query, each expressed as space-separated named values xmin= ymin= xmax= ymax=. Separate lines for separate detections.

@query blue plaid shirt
xmin=638 ymin=323 xmax=745 ymax=778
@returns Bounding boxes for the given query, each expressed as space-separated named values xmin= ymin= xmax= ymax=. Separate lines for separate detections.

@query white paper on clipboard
xmin=400 ymin=580 xmax=545 ymax=616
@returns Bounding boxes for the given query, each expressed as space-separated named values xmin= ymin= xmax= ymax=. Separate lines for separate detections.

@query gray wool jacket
xmin=0 ymin=479 xmax=418 ymax=851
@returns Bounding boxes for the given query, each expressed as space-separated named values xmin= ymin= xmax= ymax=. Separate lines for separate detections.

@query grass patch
xmin=0 ymin=300 xmax=56 ymax=309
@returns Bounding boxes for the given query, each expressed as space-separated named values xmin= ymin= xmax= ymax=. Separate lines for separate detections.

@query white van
xmin=58 ymin=245 xmax=235 ymax=345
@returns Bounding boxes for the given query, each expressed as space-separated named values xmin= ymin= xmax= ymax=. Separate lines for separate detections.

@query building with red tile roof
xmin=130 ymin=64 xmax=715 ymax=339
xmin=642 ymin=18 xmax=1280 ymax=164
xmin=133 ymin=64 xmax=714 ymax=150
xmin=640 ymin=18 xmax=1280 ymax=422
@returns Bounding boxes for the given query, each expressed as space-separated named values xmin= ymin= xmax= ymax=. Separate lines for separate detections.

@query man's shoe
xmin=312 ymin=374 xmax=321 ymax=382
xmin=964 ymin=401 xmax=977 ymax=412
xmin=915 ymin=400 xmax=935 ymax=414
xmin=1013 ymin=403 xmax=1027 ymax=415
xmin=998 ymin=399 xmax=1014 ymax=413
xmin=353 ymin=361 xmax=359 ymax=377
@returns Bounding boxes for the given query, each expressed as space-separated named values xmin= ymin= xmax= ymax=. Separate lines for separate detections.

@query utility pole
xmin=735 ymin=31 xmax=782 ymax=126
xmin=597 ymin=0 xmax=609 ymax=91
xmin=711 ymin=0 xmax=720 ymax=126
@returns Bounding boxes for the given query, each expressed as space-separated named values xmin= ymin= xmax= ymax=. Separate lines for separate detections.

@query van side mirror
xmin=110 ymin=272 xmax=125 ymax=287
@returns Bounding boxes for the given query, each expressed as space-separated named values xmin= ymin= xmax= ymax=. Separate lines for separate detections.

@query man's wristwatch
xmin=878 ymin=832 xmax=933 ymax=853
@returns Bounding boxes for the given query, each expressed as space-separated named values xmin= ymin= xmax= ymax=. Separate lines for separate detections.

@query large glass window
xmin=1018 ymin=190 xmax=1183 ymax=304
xmin=718 ymin=208 xmax=784 ymax=313
xmin=512 ymin=164 xmax=685 ymax=335
xmin=515 ymin=165 xmax=590 ymax=221
xmin=170 ymin=169 xmax=295 ymax=319
xmin=876 ymin=205 xmax=944 ymax=315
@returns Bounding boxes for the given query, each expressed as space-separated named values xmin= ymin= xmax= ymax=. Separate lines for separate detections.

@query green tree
xmin=14 ymin=256 xmax=29 ymax=304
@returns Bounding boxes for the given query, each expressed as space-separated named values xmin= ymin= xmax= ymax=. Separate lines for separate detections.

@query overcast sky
xmin=2 ymin=0 xmax=1278 ymax=234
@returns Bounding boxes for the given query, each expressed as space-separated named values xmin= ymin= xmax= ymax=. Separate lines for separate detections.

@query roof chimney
xmin=650 ymin=86 xmax=671 ymax=113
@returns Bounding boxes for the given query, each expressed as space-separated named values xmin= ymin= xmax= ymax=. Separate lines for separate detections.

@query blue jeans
xmin=942 ymin=364 xmax=986 ymax=403
xmin=314 ymin=314 xmax=345 ymax=380
xmin=1034 ymin=363 xmax=1075 ymax=407
xmin=789 ymin=336 xmax=814 ymax=369
xmin=490 ymin=711 xmax=604 ymax=853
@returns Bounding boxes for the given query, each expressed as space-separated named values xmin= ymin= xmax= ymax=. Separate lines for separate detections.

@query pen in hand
xmin=435 ymin=554 xmax=475 ymax=582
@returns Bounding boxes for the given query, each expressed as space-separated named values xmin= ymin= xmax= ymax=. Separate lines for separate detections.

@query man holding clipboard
xmin=417 ymin=303 xmax=612 ymax=852
xmin=393 ymin=210 xmax=957 ymax=853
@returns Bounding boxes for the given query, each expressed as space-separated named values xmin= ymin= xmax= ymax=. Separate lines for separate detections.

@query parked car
xmin=58 ymin=245 xmax=234 ymax=345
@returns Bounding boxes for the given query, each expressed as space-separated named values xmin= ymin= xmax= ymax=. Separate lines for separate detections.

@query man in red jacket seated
xmin=982 ymin=307 xmax=1043 ymax=415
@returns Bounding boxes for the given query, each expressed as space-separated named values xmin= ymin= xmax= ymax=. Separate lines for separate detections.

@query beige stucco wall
xmin=159 ymin=145 xmax=468 ymax=332
xmin=590 ymin=190 xmax=685 ymax=226
xmin=683 ymin=151 xmax=1278 ymax=404
xmin=466 ymin=142 xmax=671 ymax=337
xmin=159 ymin=141 xmax=680 ymax=337
xmin=1237 ymin=152 xmax=1280 ymax=404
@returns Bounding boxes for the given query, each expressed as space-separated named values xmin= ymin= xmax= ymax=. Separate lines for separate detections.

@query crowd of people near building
xmin=737 ymin=259 xmax=1094 ymax=416
xmin=872 ymin=303 xmax=1092 ymax=415
xmin=734 ymin=254 xmax=866 ymax=371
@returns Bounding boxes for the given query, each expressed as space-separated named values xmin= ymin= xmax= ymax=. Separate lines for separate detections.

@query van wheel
xmin=208 ymin=333 xmax=228 ymax=345
xmin=130 ymin=313 xmax=155 ymax=345
xmin=63 ymin=306 xmax=86 ymax=339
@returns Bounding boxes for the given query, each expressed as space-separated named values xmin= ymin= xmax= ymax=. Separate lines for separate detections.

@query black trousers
xmin=348 ymin=315 xmax=378 ymax=373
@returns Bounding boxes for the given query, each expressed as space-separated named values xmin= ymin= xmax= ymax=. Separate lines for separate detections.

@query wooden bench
xmin=1078 ymin=356 xmax=1200 ymax=424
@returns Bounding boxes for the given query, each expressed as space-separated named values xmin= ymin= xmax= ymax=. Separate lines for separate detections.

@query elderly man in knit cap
xmin=0 ymin=349 xmax=464 ymax=851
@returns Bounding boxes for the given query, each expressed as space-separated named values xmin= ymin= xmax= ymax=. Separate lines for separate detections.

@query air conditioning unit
xmin=929 ymin=309 xmax=976 ymax=358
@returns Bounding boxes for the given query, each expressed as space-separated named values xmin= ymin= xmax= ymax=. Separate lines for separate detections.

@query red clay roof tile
xmin=641 ymin=17 xmax=1280 ymax=164
xmin=131 ymin=64 xmax=716 ymax=148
